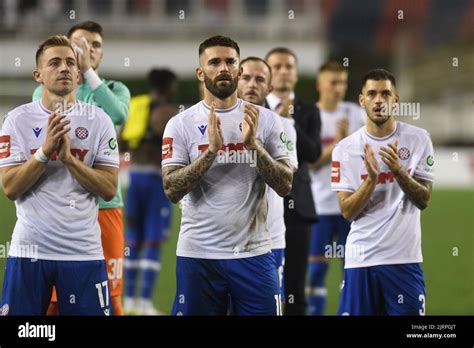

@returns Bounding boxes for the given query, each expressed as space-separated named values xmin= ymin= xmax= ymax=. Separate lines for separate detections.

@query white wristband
xmin=83 ymin=68 xmax=102 ymax=90
xmin=34 ymin=147 xmax=50 ymax=163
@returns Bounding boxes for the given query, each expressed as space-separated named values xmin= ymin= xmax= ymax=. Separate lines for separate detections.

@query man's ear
xmin=196 ymin=67 xmax=204 ymax=82
xmin=33 ymin=68 xmax=42 ymax=83
xmin=358 ymin=93 xmax=364 ymax=107
xmin=268 ymin=85 xmax=274 ymax=94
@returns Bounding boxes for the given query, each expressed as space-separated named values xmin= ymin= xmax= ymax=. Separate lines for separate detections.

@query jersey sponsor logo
xmin=197 ymin=124 xmax=207 ymax=135
xmin=0 ymin=135 xmax=11 ymax=159
xmin=286 ymin=140 xmax=294 ymax=151
xmin=426 ymin=155 xmax=434 ymax=166
xmin=331 ymin=161 xmax=341 ymax=183
xmin=162 ymin=137 xmax=173 ymax=159
xmin=30 ymin=148 xmax=88 ymax=162
xmin=198 ymin=142 xmax=246 ymax=153
xmin=361 ymin=168 xmax=412 ymax=184
xmin=108 ymin=138 xmax=117 ymax=150
xmin=75 ymin=127 xmax=89 ymax=140
xmin=279 ymin=131 xmax=287 ymax=143
xmin=398 ymin=147 xmax=410 ymax=160
xmin=33 ymin=127 xmax=42 ymax=138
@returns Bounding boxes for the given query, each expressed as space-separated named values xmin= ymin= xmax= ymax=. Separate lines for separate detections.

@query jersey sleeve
xmin=331 ymin=143 xmax=357 ymax=192
xmin=281 ymin=116 xmax=298 ymax=169
xmin=92 ymin=81 xmax=131 ymax=126
xmin=0 ymin=113 xmax=27 ymax=167
xmin=413 ymin=131 xmax=434 ymax=182
xmin=161 ymin=116 xmax=189 ymax=167
xmin=94 ymin=110 xmax=120 ymax=168
xmin=264 ymin=111 xmax=289 ymax=161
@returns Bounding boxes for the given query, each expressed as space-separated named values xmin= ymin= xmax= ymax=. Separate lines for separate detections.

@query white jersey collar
xmin=364 ymin=121 xmax=399 ymax=141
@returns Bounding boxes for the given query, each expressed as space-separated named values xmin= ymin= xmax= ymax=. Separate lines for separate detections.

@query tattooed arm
xmin=243 ymin=103 xmax=292 ymax=197
xmin=162 ymin=149 xmax=218 ymax=203
xmin=162 ymin=102 xmax=223 ymax=203
xmin=393 ymin=169 xmax=432 ymax=210
xmin=251 ymin=143 xmax=293 ymax=197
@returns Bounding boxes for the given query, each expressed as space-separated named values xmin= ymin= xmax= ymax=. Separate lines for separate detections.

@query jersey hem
xmin=176 ymin=248 xmax=270 ymax=259
xmin=8 ymin=252 xmax=105 ymax=261
xmin=344 ymin=258 xmax=423 ymax=269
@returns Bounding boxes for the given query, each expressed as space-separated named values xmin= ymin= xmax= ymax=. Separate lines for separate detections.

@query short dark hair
xmin=67 ymin=21 xmax=103 ymax=38
xmin=265 ymin=47 xmax=298 ymax=63
xmin=240 ymin=56 xmax=272 ymax=83
xmin=35 ymin=35 xmax=75 ymax=66
xmin=148 ymin=68 xmax=177 ymax=92
xmin=362 ymin=69 xmax=396 ymax=89
xmin=198 ymin=35 xmax=240 ymax=57
xmin=317 ymin=61 xmax=347 ymax=75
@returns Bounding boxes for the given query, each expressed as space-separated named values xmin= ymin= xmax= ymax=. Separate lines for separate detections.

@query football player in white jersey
xmin=162 ymin=36 xmax=293 ymax=315
xmin=237 ymin=56 xmax=298 ymax=308
xmin=307 ymin=61 xmax=365 ymax=315
xmin=332 ymin=69 xmax=434 ymax=315
xmin=0 ymin=35 xmax=119 ymax=315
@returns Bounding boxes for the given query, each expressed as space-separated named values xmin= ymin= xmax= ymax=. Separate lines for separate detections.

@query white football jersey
xmin=161 ymin=99 xmax=288 ymax=259
xmin=331 ymin=122 xmax=434 ymax=268
xmin=310 ymin=101 xmax=365 ymax=215
xmin=0 ymin=100 xmax=119 ymax=261
xmin=267 ymin=115 xmax=298 ymax=250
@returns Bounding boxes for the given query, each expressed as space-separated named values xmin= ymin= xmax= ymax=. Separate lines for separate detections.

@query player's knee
xmin=308 ymin=260 xmax=329 ymax=286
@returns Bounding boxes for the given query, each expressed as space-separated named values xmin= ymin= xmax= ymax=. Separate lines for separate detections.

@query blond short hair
xmin=35 ymin=35 xmax=75 ymax=66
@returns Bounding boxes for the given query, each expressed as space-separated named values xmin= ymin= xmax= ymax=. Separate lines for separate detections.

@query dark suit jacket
xmin=284 ymin=98 xmax=322 ymax=223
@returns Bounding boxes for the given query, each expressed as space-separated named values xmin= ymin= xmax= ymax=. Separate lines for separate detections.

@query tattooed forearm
xmin=162 ymin=149 xmax=217 ymax=203
xmin=393 ymin=168 xmax=432 ymax=210
xmin=253 ymin=144 xmax=293 ymax=197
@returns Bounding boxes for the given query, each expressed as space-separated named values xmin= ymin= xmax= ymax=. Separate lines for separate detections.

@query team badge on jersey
xmin=162 ymin=137 xmax=173 ymax=160
xmin=75 ymin=127 xmax=89 ymax=140
xmin=0 ymin=135 xmax=11 ymax=159
xmin=398 ymin=147 xmax=410 ymax=160
xmin=331 ymin=161 xmax=341 ymax=183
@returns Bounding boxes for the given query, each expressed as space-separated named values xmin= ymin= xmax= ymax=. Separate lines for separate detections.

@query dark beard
xmin=204 ymin=73 xmax=238 ymax=99
xmin=369 ymin=114 xmax=390 ymax=125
